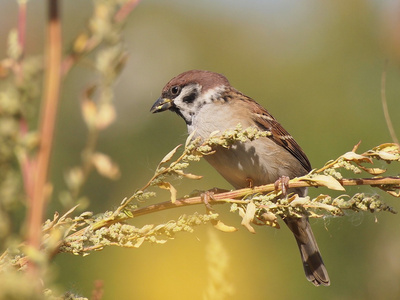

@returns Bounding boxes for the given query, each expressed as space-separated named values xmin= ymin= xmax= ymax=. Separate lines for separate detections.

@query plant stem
xmin=128 ymin=176 xmax=400 ymax=217
xmin=26 ymin=0 xmax=62 ymax=267
xmin=381 ymin=62 xmax=399 ymax=144
xmin=17 ymin=0 xmax=27 ymax=58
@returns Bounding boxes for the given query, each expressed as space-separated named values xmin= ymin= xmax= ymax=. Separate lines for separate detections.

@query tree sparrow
xmin=150 ymin=70 xmax=330 ymax=286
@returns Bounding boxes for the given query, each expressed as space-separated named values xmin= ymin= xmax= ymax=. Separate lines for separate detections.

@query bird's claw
xmin=274 ymin=175 xmax=290 ymax=196
xmin=200 ymin=188 xmax=229 ymax=212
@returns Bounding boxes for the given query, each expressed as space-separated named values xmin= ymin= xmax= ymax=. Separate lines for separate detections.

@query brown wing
xmin=246 ymin=97 xmax=312 ymax=172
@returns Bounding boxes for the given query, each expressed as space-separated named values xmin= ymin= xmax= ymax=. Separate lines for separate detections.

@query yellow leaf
xmin=341 ymin=151 xmax=372 ymax=164
xmin=185 ymin=130 xmax=197 ymax=148
xmin=364 ymin=143 xmax=400 ymax=161
xmin=373 ymin=143 xmax=399 ymax=153
xmin=260 ymin=212 xmax=280 ymax=228
xmin=81 ymin=98 xmax=97 ymax=129
xmin=386 ymin=190 xmax=400 ymax=197
xmin=174 ymin=169 xmax=203 ymax=180
xmin=213 ymin=220 xmax=238 ymax=232
xmin=303 ymin=175 xmax=345 ymax=191
xmin=96 ymin=103 xmax=116 ymax=130
xmin=133 ymin=237 xmax=145 ymax=248
xmin=375 ymin=152 xmax=399 ymax=161
xmin=159 ymin=144 xmax=181 ymax=166
xmin=73 ymin=33 xmax=89 ymax=53
xmin=138 ymin=224 xmax=154 ymax=234
xmin=158 ymin=181 xmax=177 ymax=203
xmin=65 ymin=167 xmax=84 ymax=190
xmin=92 ymin=152 xmax=120 ymax=180
xmin=358 ymin=165 xmax=386 ymax=175
xmin=290 ymin=195 xmax=310 ymax=206
xmin=239 ymin=202 xmax=256 ymax=233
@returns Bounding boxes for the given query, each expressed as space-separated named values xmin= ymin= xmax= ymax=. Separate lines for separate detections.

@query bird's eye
xmin=170 ymin=86 xmax=181 ymax=96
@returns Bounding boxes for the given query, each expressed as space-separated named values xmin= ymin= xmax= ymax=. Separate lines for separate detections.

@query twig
xmin=61 ymin=0 xmax=141 ymax=76
xmin=26 ymin=0 xmax=62 ymax=265
xmin=17 ymin=0 xmax=27 ymax=58
xmin=381 ymin=61 xmax=399 ymax=144
xmin=127 ymin=176 xmax=400 ymax=218
xmin=7 ymin=173 xmax=399 ymax=271
xmin=14 ymin=0 xmax=27 ymax=83
xmin=113 ymin=144 xmax=189 ymax=216
xmin=83 ymin=175 xmax=400 ymax=233
xmin=114 ymin=0 xmax=141 ymax=23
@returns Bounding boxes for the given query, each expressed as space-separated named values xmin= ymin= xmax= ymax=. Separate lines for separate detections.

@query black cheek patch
xmin=182 ymin=92 xmax=197 ymax=103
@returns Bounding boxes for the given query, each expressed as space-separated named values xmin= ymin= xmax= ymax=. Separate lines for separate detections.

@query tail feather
xmin=284 ymin=216 xmax=330 ymax=286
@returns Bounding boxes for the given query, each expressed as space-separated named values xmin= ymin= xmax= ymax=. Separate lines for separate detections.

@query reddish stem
xmin=17 ymin=0 xmax=27 ymax=57
xmin=114 ymin=0 xmax=141 ymax=23
xmin=26 ymin=0 xmax=62 ymax=266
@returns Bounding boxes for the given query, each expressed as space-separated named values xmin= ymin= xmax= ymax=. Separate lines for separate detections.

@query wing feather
xmin=244 ymin=96 xmax=312 ymax=172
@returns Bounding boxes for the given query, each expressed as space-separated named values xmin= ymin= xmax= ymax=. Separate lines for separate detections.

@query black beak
xmin=150 ymin=97 xmax=173 ymax=113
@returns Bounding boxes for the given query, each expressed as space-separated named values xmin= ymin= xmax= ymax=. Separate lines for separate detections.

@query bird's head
xmin=150 ymin=70 xmax=230 ymax=125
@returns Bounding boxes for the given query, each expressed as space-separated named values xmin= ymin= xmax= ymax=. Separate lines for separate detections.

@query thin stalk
xmin=26 ymin=0 xmax=62 ymax=266
xmin=381 ymin=62 xmax=399 ymax=144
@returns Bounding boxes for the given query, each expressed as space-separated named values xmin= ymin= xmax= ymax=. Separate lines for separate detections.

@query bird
xmin=150 ymin=70 xmax=330 ymax=286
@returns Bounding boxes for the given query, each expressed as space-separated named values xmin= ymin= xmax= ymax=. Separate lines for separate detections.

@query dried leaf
xmin=73 ymin=33 xmax=89 ymax=53
xmin=133 ymin=237 xmax=145 ymax=248
xmin=239 ymin=202 xmax=256 ymax=233
xmin=364 ymin=143 xmax=400 ymax=161
xmin=158 ymin=181 xmax=177 ymax=203
xmin=92 ymin=152 xmax=121 ymax=180
xmin=81 ymin=98 xmax=97 ymax=129
xmin=96 ymin=103 xmax=116 ymax=130
xmin=138 ymin=224 xmax=154 ymax=234
xmin=174 ymin=169 xmax=203 ymax=180
xmin=65 ymin=167 xmax=84 ymax=190
xmin=213 ymin=220 xmax=238 ymax=232
xmin=260 ymin=212 xmax=280 ymax=228
xmin=155 ymin=239 xmax=168 ymax=244
xmin=290 ymin=195 xmax=310 ymax=207
xmin=159 ymin=144 xmax=181 ymax=166
xmin=385 ymin=190 xmax=400 ymax=197
xmin=341 ymin=151 xmax=372 ymax=164
xmin=308 ymin=202 xmax=344 ymax=216
xmin=185 ymin=130 xmax=197 ymax=148
xmin=373 ymin=143 xmax=400 ymax=153
xmin=358 ymin=165 xmax=386 ymax=175
xmin=303 ymin=175 xmax=345 ymax=191
xmin=59 ymin=204 xmax=80 ymax=223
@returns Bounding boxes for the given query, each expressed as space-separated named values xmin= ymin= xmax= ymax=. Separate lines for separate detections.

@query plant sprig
xmin=53 ymin=131 xmax=400 ymax=255
xmin=1 ymin=126 xmax=399 ymax=269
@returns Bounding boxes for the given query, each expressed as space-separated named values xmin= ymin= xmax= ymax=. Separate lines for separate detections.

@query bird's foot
xmin=246 ymin=177 xmax=254 ymax=188
xmin=194 ymin=188 xmax=229 ymax=212
xmin=274 ymin=175 xmax=290 ymax=196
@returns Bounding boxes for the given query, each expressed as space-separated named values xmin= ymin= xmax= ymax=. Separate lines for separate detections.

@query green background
xmin=2 ymin=0 xmax=400 ymax=299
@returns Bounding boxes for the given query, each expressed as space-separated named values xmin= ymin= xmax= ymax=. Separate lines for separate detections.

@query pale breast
xmin=189 ymin=101 xmax=307 ymax=189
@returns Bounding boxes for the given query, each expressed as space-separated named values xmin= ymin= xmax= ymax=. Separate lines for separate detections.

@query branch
xmin=124 ymin=176 xmax=400 ymax=218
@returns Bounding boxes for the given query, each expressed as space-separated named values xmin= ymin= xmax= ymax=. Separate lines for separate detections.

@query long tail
xmin=284 ymin=216 xmax=330 ymax=286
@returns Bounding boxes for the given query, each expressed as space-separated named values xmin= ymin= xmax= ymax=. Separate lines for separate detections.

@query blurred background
xmin=2 ymin=0 xmax=400 ymax=299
